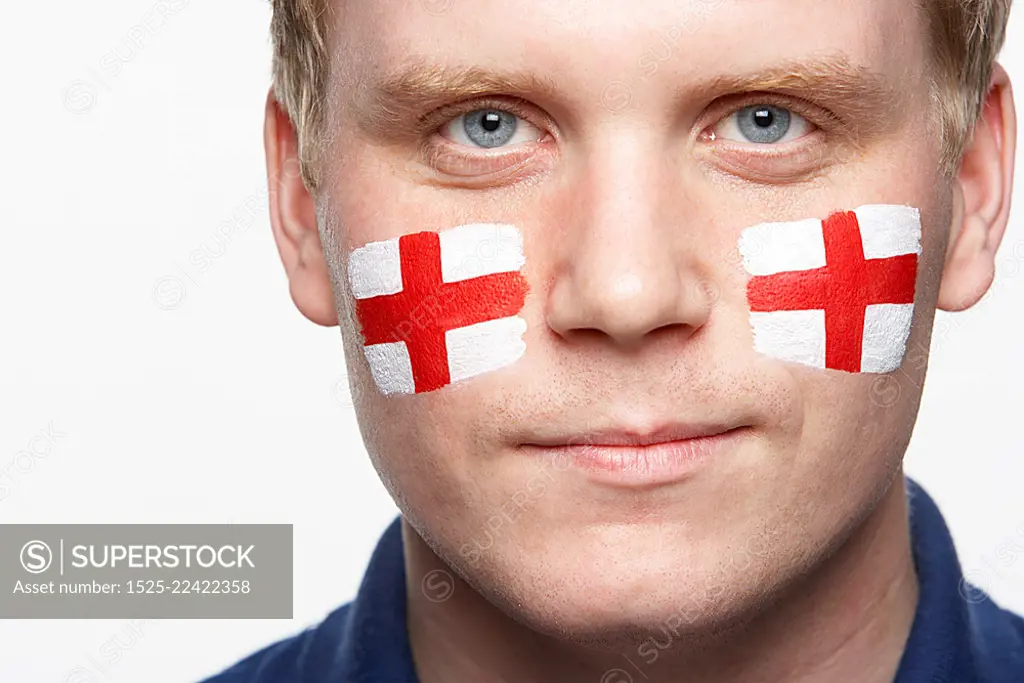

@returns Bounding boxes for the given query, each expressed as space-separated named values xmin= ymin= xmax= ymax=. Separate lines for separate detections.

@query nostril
xmin=546 ymin=266 xmax=716 ymax=345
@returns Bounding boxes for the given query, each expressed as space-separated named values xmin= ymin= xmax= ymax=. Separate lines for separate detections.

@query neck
xmin=405 ymin=474 xmax=919 ymax=683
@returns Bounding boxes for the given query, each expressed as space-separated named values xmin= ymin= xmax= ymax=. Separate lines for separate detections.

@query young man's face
xmin=305 ymin=0 xmax=959 ymax=636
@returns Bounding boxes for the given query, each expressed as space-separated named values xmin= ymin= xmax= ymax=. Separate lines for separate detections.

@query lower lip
xmin=526 ymin=429 xmax=748 ymax=488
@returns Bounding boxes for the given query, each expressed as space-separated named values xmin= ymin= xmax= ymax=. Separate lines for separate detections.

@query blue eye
xmin=714 ymin=105 xmax=813 ymax=145
xmin=738 ymin=106 xmax=790 ymax=143
xmin=463 ymin=110 xmax=517 ymax=148
xmin=443 ymin=108 xmax=544 ymax=149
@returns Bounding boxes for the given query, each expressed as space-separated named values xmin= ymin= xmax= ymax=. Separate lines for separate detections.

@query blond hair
xmin=269 ymin=0 xmax=1012 ymax=192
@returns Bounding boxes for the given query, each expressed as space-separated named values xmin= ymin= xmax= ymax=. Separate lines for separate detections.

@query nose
xmin=546 ymin=140 xmax=713 ymax=349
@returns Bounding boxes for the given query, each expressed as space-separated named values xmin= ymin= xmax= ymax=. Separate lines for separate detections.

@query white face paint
xmin=738 ymin=204 xmax=923 ymax=374
xmin=347 ymin=223 xmax=529 ymax=395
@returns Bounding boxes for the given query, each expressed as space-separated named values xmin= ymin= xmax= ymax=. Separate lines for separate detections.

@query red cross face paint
xmin=737 ymin=205 xmax=922 ymax=374
xmin=347 ymin=223 xmax=529 ymax=395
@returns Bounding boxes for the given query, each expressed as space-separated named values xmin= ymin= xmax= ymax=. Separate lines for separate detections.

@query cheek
xmin=741 ymin=207 xmax=920 ymax=373
xmin=343 ymin=220 xmax=531 ymax=396
xmin=915 ymin=195 xmax=954 ymax=302
xmin=354 ymin=376 xmax=514 ymax=532
xmin=339 ymin=235 xmax=532 ymax=518
xmin=721 ymin=201 xmax=939 ymax=477
xmin=758 ymin=360 xmax=919 ymax=537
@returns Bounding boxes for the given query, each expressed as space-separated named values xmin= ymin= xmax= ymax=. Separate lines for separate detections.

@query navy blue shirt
xmin=202 ymin=479 xmax=1024 ymax=682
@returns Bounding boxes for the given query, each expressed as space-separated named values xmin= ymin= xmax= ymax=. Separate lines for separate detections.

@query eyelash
xmin=702 ymin=92 xmax=844 ymax=139
xmin=420 ymin=96 xmax=550 ymax=142
xmin=419 ymin=92 xmax=842 ymax=155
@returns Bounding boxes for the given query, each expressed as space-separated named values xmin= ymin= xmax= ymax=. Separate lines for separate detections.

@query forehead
xmin=332 ymin=0 xmax=929 ymax=97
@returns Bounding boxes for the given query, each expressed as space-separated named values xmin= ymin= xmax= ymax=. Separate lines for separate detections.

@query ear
xmin=264 ymin=88 xmax=338 ymax=326
xmin=938 ymin=62 xmax=1017 ymax=312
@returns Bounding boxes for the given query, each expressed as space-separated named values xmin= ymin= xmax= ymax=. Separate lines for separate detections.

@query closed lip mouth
xmin=518 ymin=422 xmax=751 ymax=487
xmin=521 ymin=423 xmax=747 ymax=449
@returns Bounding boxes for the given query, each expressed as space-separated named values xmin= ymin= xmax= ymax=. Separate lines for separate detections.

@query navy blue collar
xmin=895 ymin=480 xmax=977 ymax=681
xmin=334 ymin=515 xmax=419 ymax=683
xmin=328 ymin=478 xmax=1023 ymax=683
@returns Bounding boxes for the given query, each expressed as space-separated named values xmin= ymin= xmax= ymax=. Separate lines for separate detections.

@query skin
xmin=264 ymin=1 xmax=1017 ymax=681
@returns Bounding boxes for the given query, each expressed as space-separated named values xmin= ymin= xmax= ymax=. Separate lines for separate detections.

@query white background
xmin=1 ymin=2 xmax=1023 ymax=681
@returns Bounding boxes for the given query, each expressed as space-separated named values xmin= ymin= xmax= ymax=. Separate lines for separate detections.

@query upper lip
xmin=522 ymin=422 xmax=742 ymax=448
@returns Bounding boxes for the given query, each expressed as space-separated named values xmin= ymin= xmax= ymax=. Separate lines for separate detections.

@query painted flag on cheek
xmin=347 ymin=223 xmax=529 ymax=395
xmin=737 ymin=204 xmax=922 ymax=374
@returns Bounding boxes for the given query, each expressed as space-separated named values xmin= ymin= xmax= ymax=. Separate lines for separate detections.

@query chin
xmin=447 ymin=512 xmax=791 ymax=649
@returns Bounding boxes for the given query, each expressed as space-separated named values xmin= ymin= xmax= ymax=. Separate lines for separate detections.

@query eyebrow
xmin=694 ymin=54 xmax=904 ymax=136
xmin=350 ymin=53 xmax=904 ymax=141
xmin=350 ymin=59 xmax=561 ymax=140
